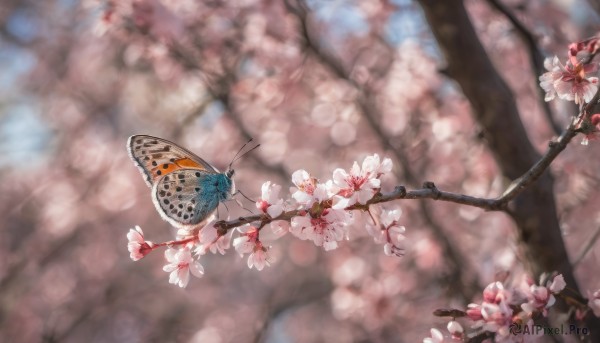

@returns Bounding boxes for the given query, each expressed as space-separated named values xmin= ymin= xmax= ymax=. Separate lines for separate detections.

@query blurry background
xmin=1 ymin=0 xmax=600 ymax=342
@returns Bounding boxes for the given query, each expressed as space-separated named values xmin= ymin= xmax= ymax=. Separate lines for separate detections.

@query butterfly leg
xmin=234 ymin=189 xmax=256 ymax=203
xmin=227 ymin=190 xmax=256 ymax=215
xmin=234 ymin=197 xmax=255 ymax=215
xmin=220 ymin=202 xmax=231 ymax=220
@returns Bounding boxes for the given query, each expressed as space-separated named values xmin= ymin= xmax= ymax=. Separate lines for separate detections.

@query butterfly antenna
xmin=228 ymin=139 xmax=261 ymax=169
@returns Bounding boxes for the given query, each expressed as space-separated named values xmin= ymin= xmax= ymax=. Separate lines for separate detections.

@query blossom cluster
xmin=424 ymin=274 xmax=567 ymax=342
xmin=127 ymin=154 xmax=404 ymax=287
xmin=539 ymin=37 xmax=600 ymax=144
xmin=539 ymin=38 xmax=599 ymax=106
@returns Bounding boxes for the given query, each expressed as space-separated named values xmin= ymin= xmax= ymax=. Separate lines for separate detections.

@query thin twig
xmin=573 ymin=225 xmax=600 ymax=268
xmin=213 ymin=182 xmax=503 ymax=231
xmin=486 ymin=0 xmax=562 ymax=135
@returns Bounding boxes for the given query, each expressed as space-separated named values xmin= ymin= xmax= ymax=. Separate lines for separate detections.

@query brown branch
xmin=573 ymin=225 xmax=600 ymax=268
xmin=417 ymin=0 xmax=600 ymax=339
xmin=212 ymin=178 xmax=537 ymax=231
xmin=496 ymin=116 xmax=579 ymax=205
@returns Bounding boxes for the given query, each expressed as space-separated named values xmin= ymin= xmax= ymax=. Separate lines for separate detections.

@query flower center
xmin=310 ymin=215 xmax=329 ymax=233
xmin=348 ymin=175 xmax=367 ymax=191
xmin=300 ymin=181 xmax=315 ymax=195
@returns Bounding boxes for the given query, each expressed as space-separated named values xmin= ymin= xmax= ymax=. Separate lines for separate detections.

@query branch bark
xmin=416 ymin=0 xmax=600 ymax=339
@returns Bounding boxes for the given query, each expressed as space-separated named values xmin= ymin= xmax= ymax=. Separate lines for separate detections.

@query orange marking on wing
xmin=150 ymin=158 xmax=207 ymax=177
xmin=175 ymin=158 xmax=206 ymax=169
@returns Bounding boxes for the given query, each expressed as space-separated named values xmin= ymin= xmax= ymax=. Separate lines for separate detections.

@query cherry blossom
xmin=548 ymin=274 xmax=566 ymax=293
xmin=366 ymin=207 xmax=405 ymax=256
xmin=588 ymin=289 xmax=600 ymax=317
xmin=233 ymin=226 xmax=272 ymax=271
xmin=290 ymin=169 xmax=328 ymax=205
xmin=466 ymin=303 xmax=484 ymax=321
xmin=290 ymin=208 xmax=351 ymax=251
xmin=465 ymin=281 xmax=516 ymax=338
xmin=568 ymin=38 xmax=599 ymax=65
xmin=482 ymin=281 xmax=511 ymax=303
xmin=521 ymin=274 xmax=566 ymax=315
xmin=199 ymin=221 xmax=218 ymax=244
xmin=363 ymin=153 xmax=393 ymax=177
xmin=446 ymin=320 xmax=463 ymax=340
xmin=582 ymin=113 xmax=600 ymax=145
xmin=256 ymin=181 xmax=285 ymax=218
xmin=255 ymin=181 xmax=290 ymax=237
xmin=196 ymin=221 xmax=231 ymax=255
xmin=269 ymin=220 xmax=289 ymax=239
xmin=521 ymin=284 xmax=555 ymax=316
xmin=539 ymin=56 xmax=598 ymax=105
xmin=423 ymin=328 xmax=445 ymax=343
xmin=330 ymin=155 xmax=388 ymax=209
xmin=442 ymin=275 xmax=572 ymax=340
xmin=127 ymin=226 xmax=154 ymax=261
xmin=162 ymin=248 xmax=204 ymax=288
xmin=477 ymin=300 xmax=514 ymax=337
xmin=125 ymin=153 xmax=403 ymax=286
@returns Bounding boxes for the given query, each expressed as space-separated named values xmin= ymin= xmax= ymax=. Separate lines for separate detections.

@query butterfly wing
xmin=152 ymin=169 xmax=234 ymax=228
xmin=127 ymin=135 xmax=217 ymax=188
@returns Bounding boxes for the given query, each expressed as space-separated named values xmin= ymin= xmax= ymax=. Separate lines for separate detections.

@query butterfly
xmin=127 ymin=135 xmax=236 ymax=229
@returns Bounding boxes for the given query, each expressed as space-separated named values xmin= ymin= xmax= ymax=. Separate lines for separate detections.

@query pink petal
xmin=549 ymin=274 xmax=566 ymax=293
xmin=332 ymin=168 xmax=349 ymax=187
xmin=332 ymin=195 xmax=355 ymax=210
xmin=266 ymin=203 xmax=283 ymax=218
xmin=190 ymin=261 xmax=204 ymax=278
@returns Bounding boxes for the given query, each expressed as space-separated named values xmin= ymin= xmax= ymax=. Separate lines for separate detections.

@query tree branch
xmin=417 ymin=0 xmax=600 ymax=339
xmin=284 ymin=0 xmax=482 ymax=300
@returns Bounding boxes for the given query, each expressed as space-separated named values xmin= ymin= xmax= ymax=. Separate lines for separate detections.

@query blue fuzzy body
xmin=195 ymin=173 xmax=233 ymax=221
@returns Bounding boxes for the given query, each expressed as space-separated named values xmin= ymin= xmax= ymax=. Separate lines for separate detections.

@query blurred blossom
xmin=331 ymin=287 xmax=364 ymax=320
xmin=446 ymin=320 xmax=463 ymax=339
xmin=588 ymin=290 xmax=600 ymax=317
xmin=39 ymin=265 xmax=76 ymax=305
xmin=582 ymin=113 xmax=600 ymax=145
xmin=548 ymin=274 xmax=566 ymax=293
xmin=259 ymin=130 xmax=288 ymax=163
xmin=521 ymin=284 xmax=555 ymax=316
xmin=333 ymin=257 xmax=367 ymax=286
xmin=311 ymin=103 xmax=339 ymax=127
xmin=189 ymin=327 xmax=222 ymax=343
xmin=41 ymin=181 xmax=80 ymax=235
xmin=423 ymin=328 xmax=445 ymax=343
xmin=330 ymin=121 xmax=357 ymax=146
